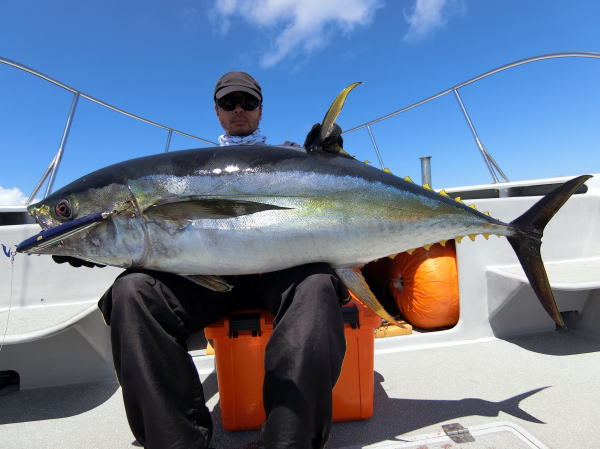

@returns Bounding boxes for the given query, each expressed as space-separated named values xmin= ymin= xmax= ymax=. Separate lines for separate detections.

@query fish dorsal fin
xmin=144 ymin=197 xmax=291 ymax=222
xmin=320 ymin=82 xmax=362 ymax=141
xmin=335 ymin=267 xmax=411 ymax=329
xmin=304 ymin=82 xmax=361 ymax=158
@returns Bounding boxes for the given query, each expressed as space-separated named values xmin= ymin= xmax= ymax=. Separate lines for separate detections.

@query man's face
xmin=215 ymin=92 xmax=263 ymax=136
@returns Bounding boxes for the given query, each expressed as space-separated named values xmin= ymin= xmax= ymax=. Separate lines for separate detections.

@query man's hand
xmin=303 ymin=123 xmax=345 ymax=154
xmin=52 ymin=255 xmax=106 ymax=268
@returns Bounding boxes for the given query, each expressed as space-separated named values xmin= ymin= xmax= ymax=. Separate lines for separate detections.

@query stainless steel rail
xmin=344 ymin=51 xmax=600 ymax=183
xmin=0 ymin=56 xmax=217 ymax=204
xmin=3 ymin=52 xmax=599 ymax=197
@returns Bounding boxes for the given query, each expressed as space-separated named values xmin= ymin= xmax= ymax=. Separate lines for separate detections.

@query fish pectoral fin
xmin=144 ymin=198 xmax=291 ymax=221
xmin=335 ymin=267 xmax=410 ymax=329
xmin=183 ymin=274 xmax=233 ymax=292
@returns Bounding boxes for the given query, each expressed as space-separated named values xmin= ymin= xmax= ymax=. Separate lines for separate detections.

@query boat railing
xmin=2 ymin=52 xmax=599 ymax=204
xmin=343 ymin=51 xmax=600 ymax=184
xmin=0 ymin=56 xmax=218 ymax=205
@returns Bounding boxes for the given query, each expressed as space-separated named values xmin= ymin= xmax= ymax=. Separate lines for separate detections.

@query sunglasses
xmin=217 ymin=94 xmax=261 ymax=111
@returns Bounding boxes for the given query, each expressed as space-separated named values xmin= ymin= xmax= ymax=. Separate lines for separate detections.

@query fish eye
xmin=54 ymin=199 xmax=73 ymax=220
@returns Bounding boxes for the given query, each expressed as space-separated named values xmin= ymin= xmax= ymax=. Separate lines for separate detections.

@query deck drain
xmin=442 ymin=422 xmax=475 ymax=443
xmin=335 ymin=421 xmax=550 ymax=449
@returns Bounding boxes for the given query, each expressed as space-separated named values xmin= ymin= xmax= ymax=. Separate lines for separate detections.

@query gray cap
xmin=214 ymin=71 xmax=262 ymax=102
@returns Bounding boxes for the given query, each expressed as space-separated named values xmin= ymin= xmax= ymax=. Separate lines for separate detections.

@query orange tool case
xmin=204 ymin=300 xmax=381 ymax=431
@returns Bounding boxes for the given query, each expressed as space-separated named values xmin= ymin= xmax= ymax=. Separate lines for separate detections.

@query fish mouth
xmin=16 ymin=212 xmax=108 ymax=253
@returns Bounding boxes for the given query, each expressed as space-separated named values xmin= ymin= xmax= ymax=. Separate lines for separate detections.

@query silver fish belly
xmin=128 ymin=167 xmax=508 ymax=274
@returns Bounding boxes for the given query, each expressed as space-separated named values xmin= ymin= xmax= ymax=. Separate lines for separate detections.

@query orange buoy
xmin=389 ymin=241 xmax=459 ymax=329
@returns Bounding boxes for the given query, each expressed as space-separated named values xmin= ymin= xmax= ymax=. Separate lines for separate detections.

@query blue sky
xmin=0 ymin=0 xmax=599 ymax=204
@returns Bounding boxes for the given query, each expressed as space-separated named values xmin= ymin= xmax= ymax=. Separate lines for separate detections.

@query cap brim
xmin=215 ymin=86 xmax=262 ymax=101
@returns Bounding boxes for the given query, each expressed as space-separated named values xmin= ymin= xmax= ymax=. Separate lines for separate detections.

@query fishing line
xmin=0 ymin=246 xmax=17 ymax=352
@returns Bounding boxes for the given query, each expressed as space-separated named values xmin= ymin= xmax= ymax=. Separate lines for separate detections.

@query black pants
xmin=98 ymin=263 xmax=348 ymax=449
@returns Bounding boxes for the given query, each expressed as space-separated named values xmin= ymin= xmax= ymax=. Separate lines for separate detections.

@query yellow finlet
xmin=384 ymin=168 xmax=392 ymax=174
xmin=484 ymin=211 xmax=491 ymax=216
xmin=454 ymin=196 xmax=463 ymax=203
xmin=468 ymin=234 xmax=477 ymax=241
xmin=423 ymin=184 xmax=432 ymax=190
xmin=483 ymin=233 xmax=490 ymax=239
xmin=439 ymin=189 xmax=450 ymax=197
xmin=455 ymin=236 xmax=464 ymax=243
xmin=439 ymin=240 xmax=447 ymax=247
xmin=387 ymin=253 xmax=398 ymax=259
xmin=406 ymin=248 xmax=416 ymax=255
xmin=403 ymin=175 xmax=413 ymax=183
xmin=423 ymin=244 xmax=432 ymax=251
xmin=469 ymin=204 xmax=477 ymax=209
xmin=363 ymin=160 xmax=371 ymax=164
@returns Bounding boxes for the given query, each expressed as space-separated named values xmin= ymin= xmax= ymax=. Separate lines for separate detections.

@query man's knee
xmin=112 ymin=272 xmax=158 ymax=298
xmin=293 ymin=263 xmax=348 ymax=306
xmin=99 ymin=272 xmax=160 ymax=325
xmin=288 ymin=263 xmax=336 ymax=290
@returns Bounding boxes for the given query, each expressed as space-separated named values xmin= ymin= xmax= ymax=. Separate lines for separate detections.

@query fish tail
xmin=507 ymin=175 xmax=592 ymax=329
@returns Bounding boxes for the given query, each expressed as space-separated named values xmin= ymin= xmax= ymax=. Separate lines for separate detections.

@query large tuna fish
xmin=17 ymin=85 xmax=591 ymax=329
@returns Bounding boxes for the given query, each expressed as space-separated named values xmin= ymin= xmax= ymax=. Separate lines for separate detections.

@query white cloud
xmin=212 ymin=0 xmax=382 ymax=67
xmin=0 ymin=187 xmax=29 ymax=206
xmin=402 ymin=0 xmax=459 ymax=42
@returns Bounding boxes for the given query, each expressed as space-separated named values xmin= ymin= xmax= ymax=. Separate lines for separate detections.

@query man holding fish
xmin=21 ymin=68 xmax=590 ymax=449
xmin=97 ymin=72 xmax=349 ymax=449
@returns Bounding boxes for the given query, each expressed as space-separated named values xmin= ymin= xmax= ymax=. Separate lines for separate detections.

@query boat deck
xmin=2 ymin=329 xmax=599 ymax=449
